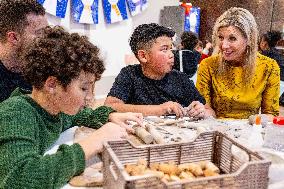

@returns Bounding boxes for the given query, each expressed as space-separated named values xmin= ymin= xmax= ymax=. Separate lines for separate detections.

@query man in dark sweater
xmin=105 ymin=23 xmax=215 ymax=118
xmin=173 ymin=31 xmax=201 ymax=78
xmin=0 ymin=0 xmax=48 ymax=102
xmin=259 ymin=31 xmax=284 ymax=81
xmin=259 ymin=31 xmax=284 ymax=106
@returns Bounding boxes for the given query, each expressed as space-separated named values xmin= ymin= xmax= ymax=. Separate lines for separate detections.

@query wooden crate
xmin=102 ymin=131 xmax=271 ymax=189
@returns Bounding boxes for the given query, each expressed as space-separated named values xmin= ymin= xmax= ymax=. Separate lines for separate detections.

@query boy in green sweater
xmin=0 ymin=26 xmax=143 ymax=189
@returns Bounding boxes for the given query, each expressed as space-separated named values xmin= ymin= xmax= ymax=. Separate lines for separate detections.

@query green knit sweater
xmin=0 ymin=95 xmax=114 ymax=189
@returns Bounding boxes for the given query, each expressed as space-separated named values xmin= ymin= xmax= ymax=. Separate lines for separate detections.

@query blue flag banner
xmin=71 ymin=0 xmax=99 ymax=24
xmin=126 ymin=0 xmax=147 ymax=16
xmin=141 ymin=0 xmax=147 ymax=11
xmin=102 ymin=0 xmax=128 ymax=24
xmin=37 ymin=0 xmax=68 ymax=18
xmin=184 ymin=6 xmax=201 ymax=35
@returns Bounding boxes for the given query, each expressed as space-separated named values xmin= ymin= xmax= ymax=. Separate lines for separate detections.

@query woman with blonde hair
xmin=196 ymin=7 xmax=280 ymax=119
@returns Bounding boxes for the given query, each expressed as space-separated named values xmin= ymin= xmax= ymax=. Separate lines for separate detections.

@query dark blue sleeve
xmin=173 ymin=50 xmax=200 ymax=78
xmin=182 ymin=50 xmax=200 ymax=78
xmin=107 ymin=67 xmax=133 ymax=102
xmin=276 ymin=53 xmax=284 ymax=81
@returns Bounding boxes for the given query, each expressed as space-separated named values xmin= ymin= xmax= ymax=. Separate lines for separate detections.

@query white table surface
xmin=46 ymin=119 xmax=284 ymax=189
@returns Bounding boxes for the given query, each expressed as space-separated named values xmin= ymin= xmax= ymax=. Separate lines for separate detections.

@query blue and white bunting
xmin=38 ymin=0 xmax=148 ymax=24
xmin=71 ymin=0 xmax=99 ymax=24
xmin=141 ymin=0 xmax=148 ymax=11
xmin=184 ymin=6 xmax=201 ymax=34
xmin=37 ymin=0 xmax=68 ymax=18
xmin=126 ymin=0 xmax=147 ymax=16
xmin=102 ymin=0 xmax=128 ymax=24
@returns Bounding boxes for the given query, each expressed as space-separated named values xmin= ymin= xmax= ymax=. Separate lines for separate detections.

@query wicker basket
xmin=102 ymin=131 xmax=271 ymax=189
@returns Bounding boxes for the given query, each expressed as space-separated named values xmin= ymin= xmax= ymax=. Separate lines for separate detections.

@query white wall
xmin=132 ymin=0 xmax=180 ymax=28
xmin=46 ymin=0 xmax=179 ymax=98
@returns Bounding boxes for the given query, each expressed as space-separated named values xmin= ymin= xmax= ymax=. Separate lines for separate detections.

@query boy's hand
xmin=108 ymin=112 xmax=143 ymax=133
xmin=77 ymin=122 xmax=128 ymax=160
xmin=161 ymin=101 xmax=187 ymax=118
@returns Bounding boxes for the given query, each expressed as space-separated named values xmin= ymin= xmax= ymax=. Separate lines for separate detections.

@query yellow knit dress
xmin=196 ymin=53 xmax=280 ymax=119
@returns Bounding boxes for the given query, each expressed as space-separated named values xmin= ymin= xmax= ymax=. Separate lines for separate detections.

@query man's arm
xmin=104 ymin=96 xmax=185 ymax=117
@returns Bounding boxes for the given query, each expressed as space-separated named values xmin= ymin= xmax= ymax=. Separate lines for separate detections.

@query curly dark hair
xmin=180 ymin=31 xmax=198 ymax=50
xmin=129 ymin=23 xmax=175 ymax=57
xmin=262 ymin=30 xmax=282 ymax=48
xmin=0 ymin=0 xmax=45 ymax=42
xmin=23 ymin=26 xmax=105 ymax=89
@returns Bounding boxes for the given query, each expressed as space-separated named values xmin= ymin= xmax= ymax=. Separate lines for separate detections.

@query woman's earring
xmin=246 ymin=46 xmax=250 ymax=54
xmin=245 ymin=46 xmax=250 ymax=63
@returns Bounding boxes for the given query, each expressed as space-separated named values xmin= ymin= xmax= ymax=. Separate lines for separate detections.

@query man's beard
xmin=13 ymin=40 xmax=28 ymax=73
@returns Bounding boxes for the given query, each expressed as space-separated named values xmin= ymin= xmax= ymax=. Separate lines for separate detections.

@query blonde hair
xmin=212 ymin=7 xmax=259 ymax=84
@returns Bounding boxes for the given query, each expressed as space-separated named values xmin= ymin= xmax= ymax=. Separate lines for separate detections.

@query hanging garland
xmin=37 ymin=0 xmax=148 ymax=24
xmin=71 ymin=0 xmax=99 ymax=24
xmin=126 ymin=0 xmax=148 ymax=16
xmin=102 ymin=0 xmax=128 ymax=24
xmin=37 ymin=0 xmax=68 ymax=18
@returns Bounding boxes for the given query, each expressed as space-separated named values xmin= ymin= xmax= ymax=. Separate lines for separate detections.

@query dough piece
xmin=133 ymin=126 xmax=154 ymax=144
xmin=159 ymin=163 xmax=180 ymax=175
xmin=69 ymin=162 xmax=103 ymax=187
xmin=143 ymin=169 xmax=165 ymax=178
xmin=161 ymin=174 xmax=170 ymax=182
xmin=204 ymin=162 xmax=220 ymax=173
xmin=149 ymin=162 xmax=160 ymax=171
xmin=203 ymin=169 xmax=219 ymax=177
xmin=179 ymin=171 xmax=194 ymax=180
xmin=170 ymin=175 xmax=181 ymax=181
xmin=178 ymin=163 xmax=203 ymax=177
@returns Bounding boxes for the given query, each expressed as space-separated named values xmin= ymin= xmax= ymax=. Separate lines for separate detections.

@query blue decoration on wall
xmin=126 ymin=0 xmax=147 ymax=16
xmin=37 ymin=0 xmax=68 ymax=18
xmin=37 ymin=0 xmax=45 ymax=4
xmin=56 ymin=0 xmax=69 ymax=18
xmin=38 ymin=0 xmax=148 ymax=25
xmin=141 ymin=0 xmax=147 ymax=11
xmin=72 ymin=0 xmax=99 ymax=24
xmin=184 ymin=6 xmax=201 ymax=35
xmin=102 ymin=0 xmax=128 ymax=24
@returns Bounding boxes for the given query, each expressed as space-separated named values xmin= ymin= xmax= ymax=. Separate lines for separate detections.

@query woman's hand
xmin=77 ymin=122 xmax=128 ymax=160
xmin=187 ymin=101 xmax=206 ymax=118
xmin=108 ymin=112 xmax=143 ymax=133
xmin=187 ymin=102 xmax=216 ymax=118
